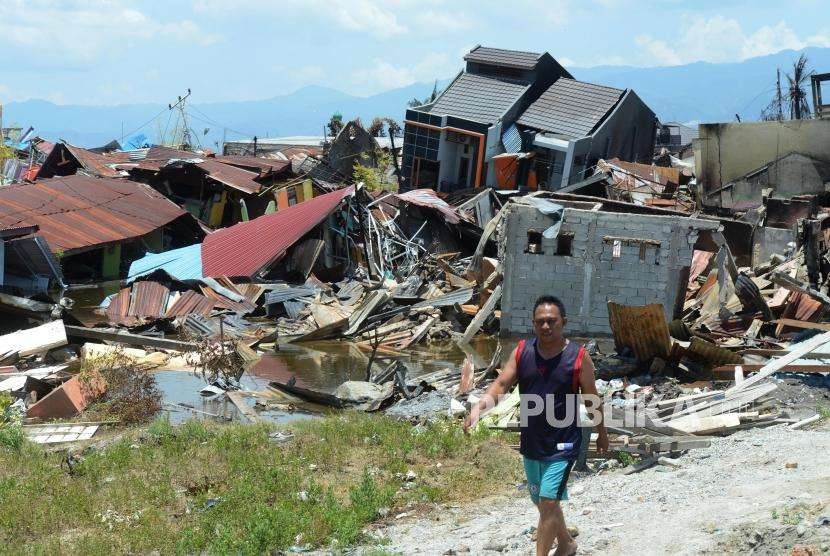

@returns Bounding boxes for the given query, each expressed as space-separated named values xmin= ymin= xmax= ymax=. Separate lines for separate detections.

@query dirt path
xmin=361 ymin=424 xmax=830 ymax=555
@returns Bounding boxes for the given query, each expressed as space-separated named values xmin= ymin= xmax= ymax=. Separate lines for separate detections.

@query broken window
xmin=555 ymin=233 xmax=573 ymax=256
xmin=612 ymin=239 xmax=621 ymax=259
xmin=526 ymin=229 xmax=543 ymax=254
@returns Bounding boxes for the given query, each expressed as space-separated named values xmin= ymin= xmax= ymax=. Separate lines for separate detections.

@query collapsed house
xmin=696 ymin=119 xmax=830 ymax=212
xmin=201 ymin=185 xmax=355 ymax=280
xmin=401 ymin=45 xmax=656 ymax=192
xmin=499 ymin=195 xmax=720 ymax=335
xmin=0 ymin=175 xmax=203 ymax=280
xmin=36 ymin=142 xmax=129 ymax=179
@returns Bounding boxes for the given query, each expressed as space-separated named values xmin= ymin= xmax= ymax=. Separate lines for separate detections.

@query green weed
xmin=0 ymin=412 xmax=520 ymax=553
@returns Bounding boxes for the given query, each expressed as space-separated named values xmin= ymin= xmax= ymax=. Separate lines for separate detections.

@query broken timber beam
xmin=727 ymin=330 xmax=830 ymax=394
xmin=65 ymin=325 xmax=196 ymax=352
xmin=0 ymin=320 xmax=67 ymax=357
xmin=770 ymin=318 xmax=830 ymax=332
xmin=226 ymin=391 xmax=260 ymax=423
xmin=460 ymin=284 xmax=501 ymax=343
xmin=770 ymin=271 xmax=830 ymax=306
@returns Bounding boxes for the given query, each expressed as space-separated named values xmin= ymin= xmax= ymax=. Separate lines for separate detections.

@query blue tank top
xmin=517 ymin=338 xmax=584 ymax=461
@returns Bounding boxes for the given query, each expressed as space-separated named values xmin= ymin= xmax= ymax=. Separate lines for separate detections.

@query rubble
xmin=0 ymin=47 xmax=827 ymax=521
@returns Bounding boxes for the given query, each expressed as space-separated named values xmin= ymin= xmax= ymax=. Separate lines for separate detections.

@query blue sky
xmin=1 ymin=0 xmax=829 ymax=105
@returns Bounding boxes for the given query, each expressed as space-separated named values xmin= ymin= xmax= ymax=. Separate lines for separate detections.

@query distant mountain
xmin=570 ymin=46 xmax=830 ymax=124
xmin=3 ymin=80 xmax=450 ymax=149
xmin=5 ymin=46 xmax=830 ymax=148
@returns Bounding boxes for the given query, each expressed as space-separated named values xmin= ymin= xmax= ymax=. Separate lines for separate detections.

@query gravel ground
xmin=357 ymin=422 xmax=830 ymax=555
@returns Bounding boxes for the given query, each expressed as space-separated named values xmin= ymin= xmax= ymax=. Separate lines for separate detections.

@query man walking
xmin=465 ymin=295 xmax=609 ymax=555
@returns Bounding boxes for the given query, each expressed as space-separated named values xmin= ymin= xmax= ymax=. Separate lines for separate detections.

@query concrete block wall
xmin=500 ymin=203 xmax=719 ymax=336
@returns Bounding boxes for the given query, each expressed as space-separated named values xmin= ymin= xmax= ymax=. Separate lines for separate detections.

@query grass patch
xmin=817 ymin=404 xmax=830 ymax=421
xmin=770 ymin=502 xmax=824 ymax=525
xmin=0 ymin=413 xmax=520 ymax=553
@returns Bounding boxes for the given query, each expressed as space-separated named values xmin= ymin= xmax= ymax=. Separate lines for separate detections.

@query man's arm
xmin=463 ymin=347 xmax=520 ymax=432
xmin=579 ymin=353 xmax=609 ymax=453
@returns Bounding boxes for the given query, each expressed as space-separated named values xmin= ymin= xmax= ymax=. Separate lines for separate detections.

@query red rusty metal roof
xmin=165 ymin=290 xmax=215 ymax=318
xmin=0 ymin=175 xmax=190 ymax=254
xmin=193 ymin=159 xmax=263 ymax=195
xmin=212 ymin=155 xmax=291 ymax=177
xmin=106 ymin=281 xmax=171 ymax=326
xmin=64 ymin=144 xmax=123 ymax=178
xmin=201 ymin=185 xmax=354 ymax=278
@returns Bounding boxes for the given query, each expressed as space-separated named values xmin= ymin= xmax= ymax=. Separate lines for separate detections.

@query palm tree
xmin=786 ymin=54 xmax=813 ymax=120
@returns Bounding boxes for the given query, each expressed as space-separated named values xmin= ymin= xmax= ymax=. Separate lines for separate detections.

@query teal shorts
xmin=523 ymin=457 xmax=574 ymax=504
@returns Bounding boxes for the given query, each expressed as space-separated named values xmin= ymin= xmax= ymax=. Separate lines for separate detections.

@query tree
xmin=405 ymin=80 xmax=441 ymax=108
xmin=327 ymin=112 xmax=344 ymax=137
xmin=367 ymin=117 xmax=385 ymax=137
xmin=761 ymin=55 xmax=813 ymax=121
xmin=786 ymin=54 xmax=812 ymax=120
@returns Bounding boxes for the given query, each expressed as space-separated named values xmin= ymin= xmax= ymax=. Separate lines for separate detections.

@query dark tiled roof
xmin=464 ymin=46 xmax=542 ymax=70
xmin=427 ymin=73 xmax=528 ymax=124
xmin=517 ymin=78 xmax=625 ymax=138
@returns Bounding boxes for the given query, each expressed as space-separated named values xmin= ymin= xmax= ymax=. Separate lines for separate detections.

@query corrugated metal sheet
xmin=501 ymin=124 xmax=522 ymax=154
xmin=165 ymin=290 xmax=215 ymax=317
xmin=607 ymin=302 xmax=671 ymax=362
xmin=105 ymin=281 xmax=170 ymax=326
xmin=201 ymin=185 xmax=354 ymax=278
xmin=683 ymin=336 xmax=743 ymax=367
xmin=213 ymin=277 xmax=265 ymax=305
xmin=212 ymin=155 xmax=290 ymax=176
xmin=194 ymin=159 xmax=262 ymax=195
xmin=128 ymin=281 xmax=169 ymax=319
xmin=0 ymin=175 xmax=191 ymax=254
xmin=463 ymin=46 xmax=541 ymax=70
xmin=200 ymin=285 xmax=257 ymax=314
xmin=60 ymin=144 xmax=123 ymax=178
xmin=394 ymin=189 xmax=468 ymax=224
xmin=428 ymin=73 xmax=529 ymax=124
xmin=517 ymin=78 xmax=625 ymax=139
xmin=127 ymin=243 xmax=203 ymax=283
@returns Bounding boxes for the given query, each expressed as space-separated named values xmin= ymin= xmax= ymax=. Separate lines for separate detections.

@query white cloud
xmin=635 ymin=17 xmax=830 ymax=66
xmin=351 ymin=52 xmax=458 ymax=94
xmin=327 ymin=0 xmax=407 ymax=39
xmin=0 ymin=1 xmax=220 ymax=68
xmin=195 ymin=0 xmax=406 ymax=39
xmin=412 ymin=10 xmax=478 ymax=33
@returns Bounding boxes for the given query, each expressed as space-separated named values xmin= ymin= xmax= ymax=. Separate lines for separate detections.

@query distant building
xmin=655 ymin=121 xmax=699 ymax=153
xmin=696 ymin=119 xmax=830 ymax=211
xmin=401 ymin=45 xmax=656 ymax=192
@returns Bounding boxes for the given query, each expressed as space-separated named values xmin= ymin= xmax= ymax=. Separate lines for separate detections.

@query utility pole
xmin=776 ymin=69 xmax=784 ymax=121
xmin=166 ymin=89 xmax=193 ymax=150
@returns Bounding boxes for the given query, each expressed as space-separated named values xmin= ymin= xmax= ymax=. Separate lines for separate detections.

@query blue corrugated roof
xmin=127 ymin=243 xmax=203 ymax=282
xmin=502 ymin=124 xmax=522 ymax=153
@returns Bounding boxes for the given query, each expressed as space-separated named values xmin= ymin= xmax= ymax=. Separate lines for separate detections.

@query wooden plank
xmin=397 ymin=316 xmax=436 ymax=349
xmin=460 ymin=284 xmax=501 ymax=343
xmin=771 ymin=318 xmax=830 ymax=331
xmin=728 ymin=330 xmax=830 ymax=394
xmin=226 ymin=391 xmax=260 ymax=423
xmin=668 ymin=413 xmax=741 ymax=434
xmin=65 ymin=325 xmax=195 ymax=352
xmin=0 ymin=320 xmax=67 ymax=357
xmin=343 ymin=291 xmax=390 ymax=336
xmin=665 ymin=382 xmax=777 ymax=420
xmin=713 ymin=363 xmax=830 ymax=379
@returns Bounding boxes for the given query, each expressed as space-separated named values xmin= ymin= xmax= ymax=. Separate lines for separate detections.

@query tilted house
xmin=401 ymin=45 xmax=656 ymax=192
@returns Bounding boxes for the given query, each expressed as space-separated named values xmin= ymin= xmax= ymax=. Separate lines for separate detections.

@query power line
xmin=187 ymin=105 xmax=260 ymax=139
xmin=118 ymin=105 xmax=170 ymax=143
